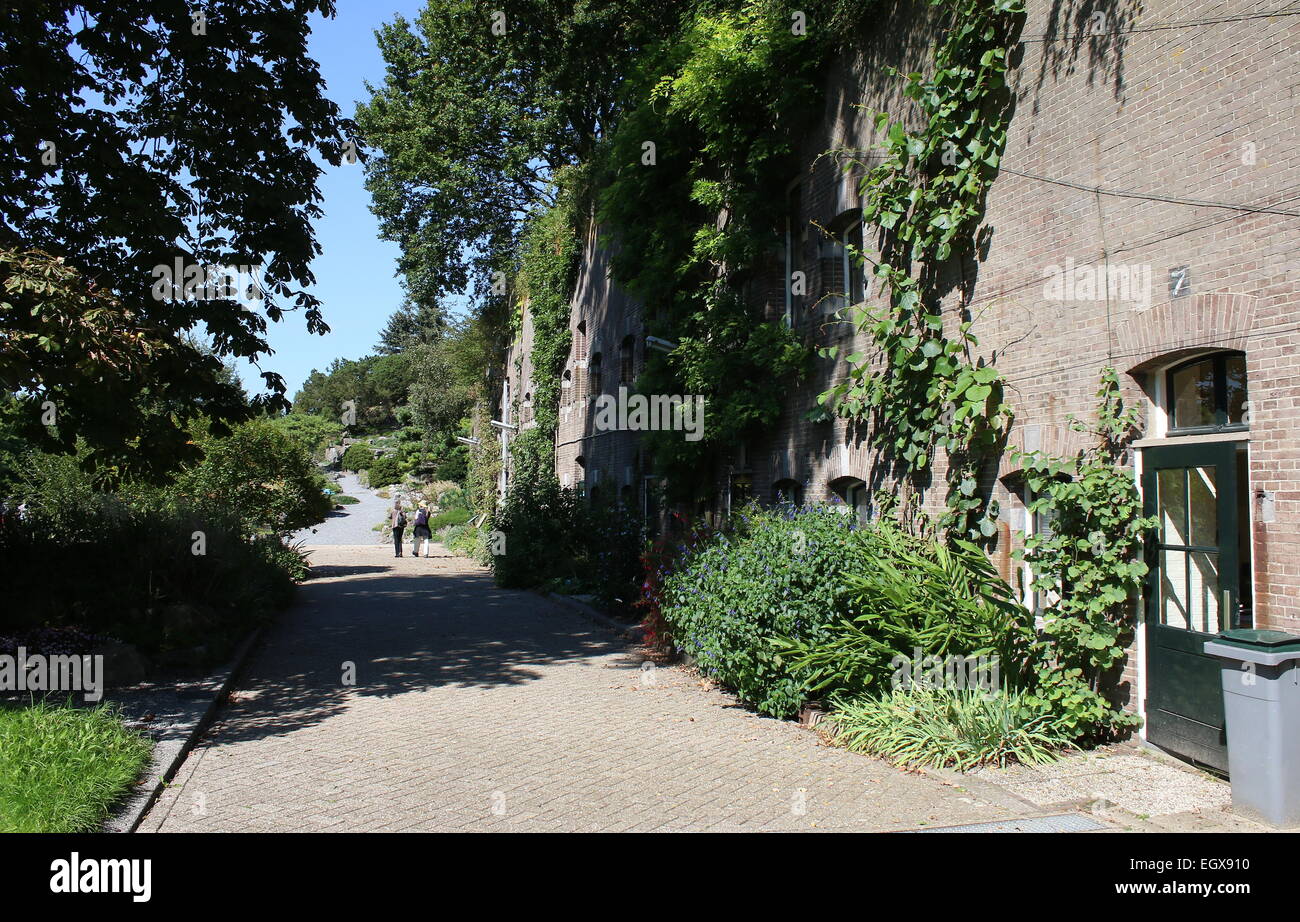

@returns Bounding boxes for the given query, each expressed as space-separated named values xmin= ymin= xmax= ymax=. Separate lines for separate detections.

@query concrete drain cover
xmin=905 ymin=813 xmax=1108 ymax=833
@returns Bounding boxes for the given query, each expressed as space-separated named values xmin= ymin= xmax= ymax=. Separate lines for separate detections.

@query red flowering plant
xmin=634 ymin=513 xmax=716 ymax=654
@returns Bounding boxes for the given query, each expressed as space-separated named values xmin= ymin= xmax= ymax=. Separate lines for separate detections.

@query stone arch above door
xmin=1115 ymin=292 xmax=1256 ymax=375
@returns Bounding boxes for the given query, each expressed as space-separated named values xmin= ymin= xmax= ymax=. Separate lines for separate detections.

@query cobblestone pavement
xmin=142 ymin=546 xmax=1044 ymax=833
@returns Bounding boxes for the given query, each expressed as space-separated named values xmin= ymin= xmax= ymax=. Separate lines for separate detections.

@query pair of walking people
xmin=390 ymin=501 xmax=433 ymax=558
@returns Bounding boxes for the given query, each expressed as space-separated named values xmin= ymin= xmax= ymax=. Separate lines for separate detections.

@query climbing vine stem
xmin=820 ymin=0 xmax=1025 ymax=539
xmin=1013 ymin=367 xmax=1157 ymax=740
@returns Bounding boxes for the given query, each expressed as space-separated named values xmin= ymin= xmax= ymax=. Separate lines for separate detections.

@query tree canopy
xmin=356 ymin=0 xmax=681 ymax=308
xmin=292 ymin=352 xmax=413 ymax=433
xmin=0 ymin=1 xmax=355 ymax=477
xmin=375 ymin=299 xmax=444 ymax=355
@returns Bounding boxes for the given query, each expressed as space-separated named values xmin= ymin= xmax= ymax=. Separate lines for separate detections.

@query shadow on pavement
xmin=303 ymin=564 xmax=391 ymax=579
xmin=201 ymin=559 xmax=624 ymax=746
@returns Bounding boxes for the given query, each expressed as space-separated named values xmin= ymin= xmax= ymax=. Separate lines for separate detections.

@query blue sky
xmin=242 ymin=0 xmax=427 ymax=400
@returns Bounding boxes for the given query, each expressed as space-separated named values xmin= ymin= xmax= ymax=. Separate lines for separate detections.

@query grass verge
xmin=0 ymin=698 xmax=152 ymax=832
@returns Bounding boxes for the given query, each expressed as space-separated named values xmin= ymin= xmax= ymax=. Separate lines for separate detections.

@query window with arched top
xmin=819 ymin=210 xmax=866 ymax=321
xmin=1166 ymin=351 xmax=1248 ymax=434
xmin=561 ymin=369 xmax=574 ymax=406
xmin=772 ymin=478 xmax=803 ymax=507
xmin=830 ymin=476 xmax=869 ymax=523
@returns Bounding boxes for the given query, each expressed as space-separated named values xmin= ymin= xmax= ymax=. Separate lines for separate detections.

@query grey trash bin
xmin=1203 ymin=628 xmax=1300 ymax=827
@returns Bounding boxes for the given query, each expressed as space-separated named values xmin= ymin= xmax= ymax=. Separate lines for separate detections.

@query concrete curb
xmin=104 ymin=626 xmax=265 ymax=833
xmin=541 ymin=592 xmax=645 ymax=643
xmin=916 ymin=761 xmax=1077 ymax=816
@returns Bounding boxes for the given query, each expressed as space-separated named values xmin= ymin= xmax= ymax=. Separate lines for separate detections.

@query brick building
xmin=499 ymin=0 xmax=1300 ymax=771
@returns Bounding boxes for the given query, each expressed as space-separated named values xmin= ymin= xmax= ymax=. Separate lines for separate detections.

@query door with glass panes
xmin=1142 ymin=352 xmax=1251 ymax=772
xmin=1142 ymin=440 xmax=1247 ymax=773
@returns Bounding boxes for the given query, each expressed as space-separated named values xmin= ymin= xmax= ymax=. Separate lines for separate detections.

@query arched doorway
xmin=1141 ymin=350 xmax=1250 ymax=773
xmin=772 ymin=478 xmax=803 ymax=507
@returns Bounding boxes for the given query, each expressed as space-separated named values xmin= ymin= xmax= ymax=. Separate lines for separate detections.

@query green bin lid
xmin=1217 ymin=628 xmax=1300 ymax=650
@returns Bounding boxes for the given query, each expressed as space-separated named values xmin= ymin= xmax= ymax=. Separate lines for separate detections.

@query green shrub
xmin=9 ymin=451 xmax=98 ymax=531
xmin=661 ymin=504 xmax=859 ymax=717
xmin=491 ymin=478 xmax=584 ymax=589
xmin=827 ymin=687 xmax=1074 ymax=771
xmin=774 ymin=519 xmax=1037 ymax=702
xmin=490 ymin=477 xmax=642 ymax=607
xmin=423 ymin=479 xmax=459 ymax=500
xmin=341 ymin=442 xmax=374 ymax=472
xmin=434 ymin=485 xmax=467 ymax=510
xmin=0 ymin=699 xmax=152 ymax=832
xmin=367 ymin=452 xmax=400 ymax=487
xmin=434 ymin=451 xmax=468 ymax=482
xmin=0 ymin=487 xmax=307 ymax=661
xmin=442 ymin=523 xmax=490 ymax=563
xmin=334 ymin=494 xmax=360 ymax=505
xmin=5 ymin=435 xmax=318 ymax=660
xmin=270 ymin=412 xmax=343 ymax=460
xmin=173 ymin=419 xmax=333 ymax=535
xmin=663 ymin=505 xmax=1041 ymax=721
xmin=429 ymin=507 xmax=471 ymax=530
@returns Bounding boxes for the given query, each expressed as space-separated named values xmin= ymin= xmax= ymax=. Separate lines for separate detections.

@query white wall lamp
xmin=646 ymin=335 xmax=678 ymax=353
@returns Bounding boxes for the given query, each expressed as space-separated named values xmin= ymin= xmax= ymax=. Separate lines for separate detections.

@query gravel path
xmin=292 ymin=472 xmax=389 ymax=546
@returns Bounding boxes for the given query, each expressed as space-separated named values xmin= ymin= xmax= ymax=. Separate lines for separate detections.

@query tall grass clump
xmin=827 ymin=687 xmax=1075 ymax=771
xmin=0 ymin=699 xmax=152 ymax=832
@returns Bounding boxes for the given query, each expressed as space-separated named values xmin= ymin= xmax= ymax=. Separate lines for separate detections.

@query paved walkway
xmin=141 ymin=545 xmax=1047 ymax=832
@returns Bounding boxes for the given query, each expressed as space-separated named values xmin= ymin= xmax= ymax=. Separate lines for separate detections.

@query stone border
xmin=914 ymin=761 xmax=1074 ymax=816
xmin=104 ymin=626 xmax=264 ymax=833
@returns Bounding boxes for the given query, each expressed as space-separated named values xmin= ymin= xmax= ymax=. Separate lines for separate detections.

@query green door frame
xmin=1141 ymin=440 xmax=1240 ymax=773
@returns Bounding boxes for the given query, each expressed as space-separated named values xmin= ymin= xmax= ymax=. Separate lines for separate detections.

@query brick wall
xmin=554 ymin=221 xmax=648 ymax=508
xmin=501 ymin=0 xmax=1300 ymax=713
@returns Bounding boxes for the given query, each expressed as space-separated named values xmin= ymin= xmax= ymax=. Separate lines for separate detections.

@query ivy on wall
xmin=464 ymin=398 xmax=502 ymax=517
xmin=815 ymin=1 xmax=1153 ymax=735
xmin=1014 ymin=368 xmax=1156 ymax=740
xmin=509 ymin=168 xmax=585 ymax=485
xmin=820 ymin=0 xmax=1025 ymax=539
xmin=595 ymin=1 xmax=876 ymax=498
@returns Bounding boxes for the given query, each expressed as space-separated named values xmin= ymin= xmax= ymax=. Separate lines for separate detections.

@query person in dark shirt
xmin=390 ymin=502 xmax=406 ymax=557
